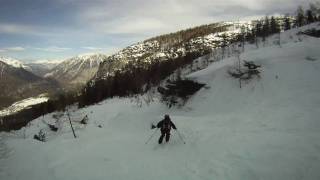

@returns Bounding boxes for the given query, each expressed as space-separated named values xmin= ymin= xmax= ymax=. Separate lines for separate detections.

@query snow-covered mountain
xmin=95 ymin=22 xmax=247 ymax=80
xmin=0 ymin=60 xmax=59 ymax=109
xmin=1 ymin=23 xmax=319 ymax=180
xmin=0 ymin=56 xmax=59 ymax=77
xmin=94 ymin=17 xmax=301 ymax=82
xmin=45 ymin=53 xmax=108 ymax=89
xmin=0 ymin=56 xmax=31 ymax=71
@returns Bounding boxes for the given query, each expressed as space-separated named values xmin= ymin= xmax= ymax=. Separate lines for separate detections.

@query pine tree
xmin=306 ymin=9 xmax=315 ymax=23
xmin=262 ymin=16 xmax=270 ymax=41
xmin=254 ymin=21 xmax=263 ymax=48
xmin=309 ymin=2 xmax=320 ymax=21
xmin=270 ymin=16 xmax=281 ymax=34
xmin=240 ymin=25 xmax=246 ymax=52
xmin=220 ymin=33 xmax=228 ymax=59
xmin=296 ymin=6 xmax=305 ymax=27
xmin=247 ymin=27 xmax=256 ymax=44
xmin=255 ymin=21 xmax=262 ymax=37
xmin=284 ymin=14 xmax=291 ymax=30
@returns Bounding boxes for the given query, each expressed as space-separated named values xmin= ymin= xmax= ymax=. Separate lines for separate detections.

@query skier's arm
xmin=171 ymin=122 xmax=177 ymax=130
xmin=156 ymin=121 xmax=163 ymax=128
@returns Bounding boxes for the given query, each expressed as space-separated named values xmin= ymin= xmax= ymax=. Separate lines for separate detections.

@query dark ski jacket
xmin=157 ymin=118 xmax=177 ymax=132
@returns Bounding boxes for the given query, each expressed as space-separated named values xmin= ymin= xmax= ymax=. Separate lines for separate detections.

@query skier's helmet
xmin=164 ymin=114 xmax=170 ymax=120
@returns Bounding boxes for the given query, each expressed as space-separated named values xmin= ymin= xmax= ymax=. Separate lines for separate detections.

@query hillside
xmin=79 ymin=21 xmax=251 ymax=107
xmin=0 ymin=23 xmax=319 ymax=180
xmin=95 ymin=22 xmax=245 ymax=80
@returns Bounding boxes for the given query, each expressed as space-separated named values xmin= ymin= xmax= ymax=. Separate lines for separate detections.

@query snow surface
xmin=1 ymin=24 xmax=320 ymax=180
xmin=0 ymin=95 xmax=49 ymax=117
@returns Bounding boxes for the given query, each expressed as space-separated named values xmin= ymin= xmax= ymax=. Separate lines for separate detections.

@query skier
xmin=153 ymin=114 xmax=177 ymax=144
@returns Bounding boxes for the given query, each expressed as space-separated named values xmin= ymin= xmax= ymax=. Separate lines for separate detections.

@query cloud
xmin=6 ymin=47 xmax=25 ymax=51
xmin=82 ymin=46 xmax=104 ymax=50
xmin=77 ymin=0 xmax=312 ymax=37
xmin=34 ymin=46 xmax=71 ymax=52
xmin=98 ymin=17 xmax=168 ymax=34
xmin=0 ymin=23 xmax=39 ymax=35
xmin=0 ymin=46 xmax=25 ymax=52
xmin=0 ymin=23 xmax=81 ymax=39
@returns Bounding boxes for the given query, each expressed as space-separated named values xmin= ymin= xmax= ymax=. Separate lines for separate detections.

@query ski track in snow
xmin=1 ymin=23 xmax=320 ymax=180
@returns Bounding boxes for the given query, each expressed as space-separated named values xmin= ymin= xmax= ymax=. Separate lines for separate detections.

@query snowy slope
xmin=1 ymin=24 xmax=320 ymax=180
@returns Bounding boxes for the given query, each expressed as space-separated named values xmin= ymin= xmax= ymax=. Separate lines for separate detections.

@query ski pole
xmin=176 ymin=130 xmax=186 ymax=144
xmin=67 ymin=110 xmax=77 ymax=138
xmin=145 ymin=128 xmax=158 ymax=144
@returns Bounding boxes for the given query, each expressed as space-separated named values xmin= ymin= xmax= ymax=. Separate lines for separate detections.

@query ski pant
xmin=158 ymin=130 xmax=170 ymax=144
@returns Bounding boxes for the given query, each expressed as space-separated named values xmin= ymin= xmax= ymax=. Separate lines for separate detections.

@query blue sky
xmin=0 ymin=0 xmax=314 ymax=62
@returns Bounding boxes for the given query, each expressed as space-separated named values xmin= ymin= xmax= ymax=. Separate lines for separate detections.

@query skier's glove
xmin=151 ymin=124 xmax=156 ymax=129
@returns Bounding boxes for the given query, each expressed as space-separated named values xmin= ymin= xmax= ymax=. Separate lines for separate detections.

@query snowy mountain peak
xmin=45 ymin=53 xmax=109 ymax=89
xmin=60 ymin=53 xmax=107 ymax=68
xmin=0 ymin=56 xmax=30 ymax=70
xmin=77 ymin=53 xmax=108 ymax=59
xmin=73 ymin=53 xmax=108 ymax=68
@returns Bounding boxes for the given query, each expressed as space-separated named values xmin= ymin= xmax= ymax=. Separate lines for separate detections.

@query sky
xmin=0 ymin=0 xmax=315 ymax=62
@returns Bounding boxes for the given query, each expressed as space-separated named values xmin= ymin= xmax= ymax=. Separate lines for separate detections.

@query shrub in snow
xmin=305 ymin=56 xmax=317 ymax=61
xmin=52 ymin=112 xmax=64 ymax=120
xmin=242 ymin=61 xmax=261 ymax=80
xmin=300 ymin=28 xmax=320 ymax=38
xmin=80 ymin=115 xmax=89 ymax=124
xmin=33 ymin=129 xmax=46 ymax=142
xmin=41 ymin=119 xmax=59 ymax=132
xmin=47 ymin=124 xmax=58 ymax=132
xmin=228 ymin=69 xmax=246 ymax=79
xmin=228 ymin=61 xmax=261 ymax=84
xmin=158 ymin=79 xmax=205 ymax=107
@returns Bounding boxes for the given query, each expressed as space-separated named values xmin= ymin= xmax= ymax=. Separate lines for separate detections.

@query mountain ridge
xmin=45 ymin=53 xmax=108 ymax=90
